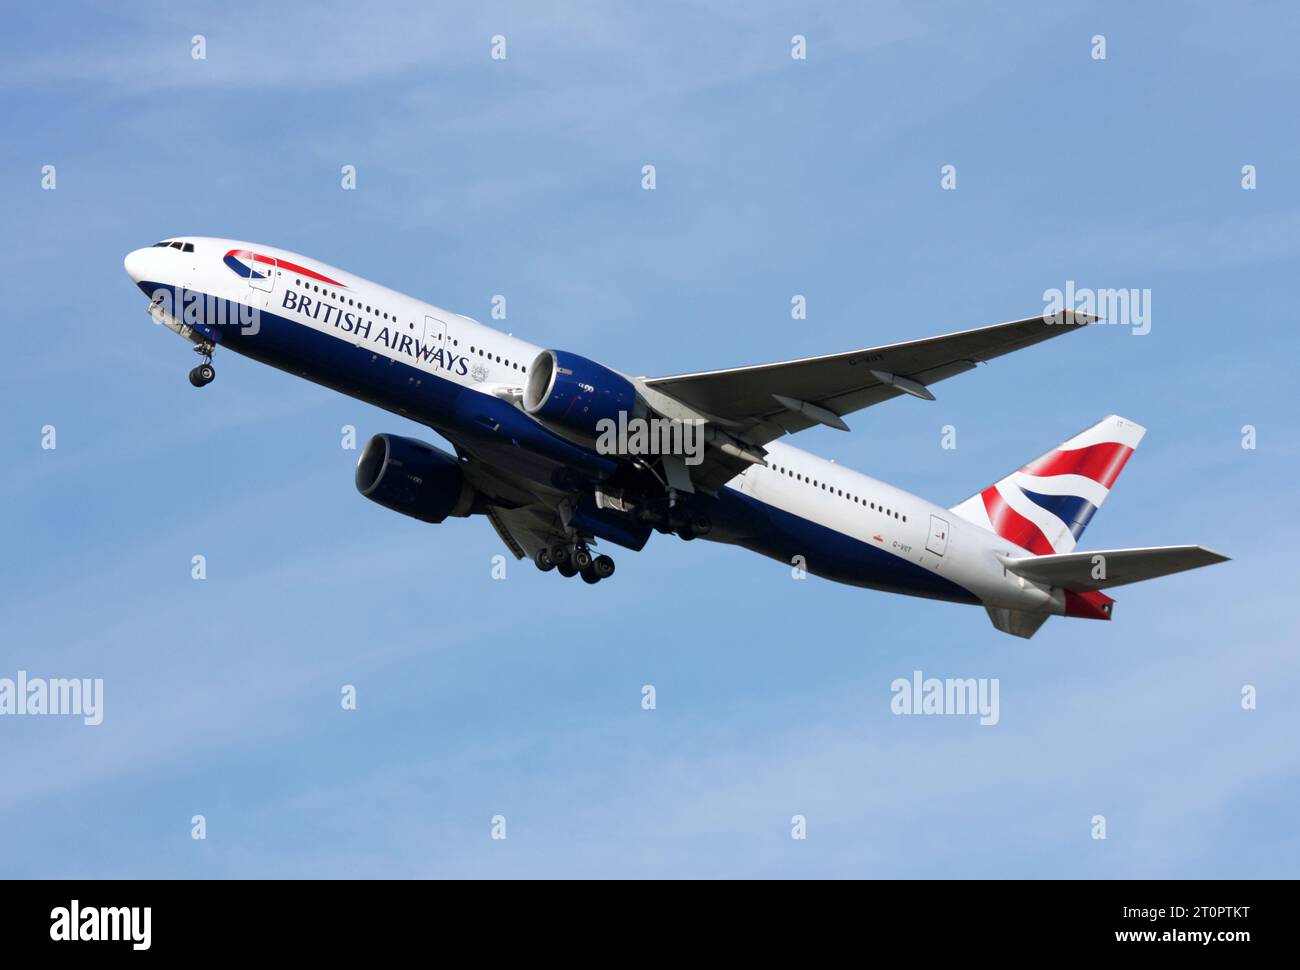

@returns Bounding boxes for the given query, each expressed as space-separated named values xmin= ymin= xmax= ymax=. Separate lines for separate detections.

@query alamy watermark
xmin=150 ymin=286 xmax=260 ymax=336
xmin=0 ymin=671 xmax=103 ymax=726
xmin=890 ymin=670 xmax=999 ymax=726
xmin=50 ymin=900 xmax=150 ymax=950
xmin=595 ymin=413 xmax=705 ymax=466
xmin=1044 ymin=280 xmax=1151 ymax=335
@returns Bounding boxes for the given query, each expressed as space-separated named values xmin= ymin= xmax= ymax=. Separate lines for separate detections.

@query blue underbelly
xmin=709 ymin=487 xmax=979 ymax=604
xmin=143 ymin=283 xmax=616 ymax=484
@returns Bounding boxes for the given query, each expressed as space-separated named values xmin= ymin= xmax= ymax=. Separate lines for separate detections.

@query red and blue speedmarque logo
xmin=223 ymin=249 xmax=346 ymax=287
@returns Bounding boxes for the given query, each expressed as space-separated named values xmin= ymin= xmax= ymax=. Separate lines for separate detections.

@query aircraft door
xmin=423 ymin=315 xmax=447 ymax=344
xmin=423 ymin=315 xmax=447 ymax=358
xmin=249 ymin=255 xmax=276 ymax=294
xmin=926 ymin=514 xmax=949 ymax=557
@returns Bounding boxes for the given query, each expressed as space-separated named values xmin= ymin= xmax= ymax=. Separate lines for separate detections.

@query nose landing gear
xmin=188 ymin=342 xmax=216 ymax=387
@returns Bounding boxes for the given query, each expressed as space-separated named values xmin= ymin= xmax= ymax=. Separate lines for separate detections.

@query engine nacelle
xmin=522 ymin=349 xmax=638 ymax=439
xmin=355 ymin=434 xmax=475 ymax=523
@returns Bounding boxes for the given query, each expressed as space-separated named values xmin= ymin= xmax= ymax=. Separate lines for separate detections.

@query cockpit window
xmin=181 ymin=242 xmax=194 ymax=253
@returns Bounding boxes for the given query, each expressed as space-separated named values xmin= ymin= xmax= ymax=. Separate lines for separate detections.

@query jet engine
xmin=355 ymin=434 xmax=475 ymax=523
xmin=522 ymin=349 xmax=640 ymax=438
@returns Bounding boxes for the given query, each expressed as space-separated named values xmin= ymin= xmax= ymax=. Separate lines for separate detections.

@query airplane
xmin=123 ymin=237 xmax=1228 ymax=638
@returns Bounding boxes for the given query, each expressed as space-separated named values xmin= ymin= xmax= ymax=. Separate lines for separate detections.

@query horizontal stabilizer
xmin=1000 ymin=545 xmax=1229 ymax=592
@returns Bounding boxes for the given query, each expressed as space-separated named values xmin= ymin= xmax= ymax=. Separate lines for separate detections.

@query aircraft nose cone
xmin=124 ymin=247 xmax=149 ymax=283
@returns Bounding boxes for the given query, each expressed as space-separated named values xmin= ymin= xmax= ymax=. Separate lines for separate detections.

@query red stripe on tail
xmin=980 ymin=486 xmax=1055 ymax=555
xmin=1021 ymin=442 xmax=1134 ymax=488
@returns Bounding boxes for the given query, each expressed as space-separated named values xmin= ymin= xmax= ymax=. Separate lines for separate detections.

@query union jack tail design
xmin=950 ymin=415 xmax=1146 ymax=555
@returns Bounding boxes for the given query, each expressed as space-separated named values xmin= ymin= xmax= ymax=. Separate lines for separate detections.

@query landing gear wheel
xmin=557 ymin=562 xmax=578 ymax=578
xmin=189 ymin=342 xmax=216 ymax=387
xmin=549 ymin=543 xmax=570 ymax=567
xmin=534 ymin=548 xmax=556 ymax=572
xmin=593 ymin=555 xmax=616 ymax=579
xmin=690 ymin=514 xmax=712 ymax=536
xmin=580 ymin=567 xmax=601 ymax=584
xmin=678 ymin=528 xmax=696 ymax=541
xmin=571 ymin=547 xmax=593 ymax=572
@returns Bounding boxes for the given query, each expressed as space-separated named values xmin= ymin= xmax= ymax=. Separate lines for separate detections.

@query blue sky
xmin=1 ymin=1 xmax=1297 ymax=877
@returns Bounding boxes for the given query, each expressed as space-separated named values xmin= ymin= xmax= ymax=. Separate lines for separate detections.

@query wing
xmin=1001 ymin=545 xmax=1230 ymax=591
xmin=640 ymin=311 xmax=1097 ymax=447
xmin=450 ymin=439 xmax=632 ymax=562
xmin=449 ymin=446 xmax=567 ymax=560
